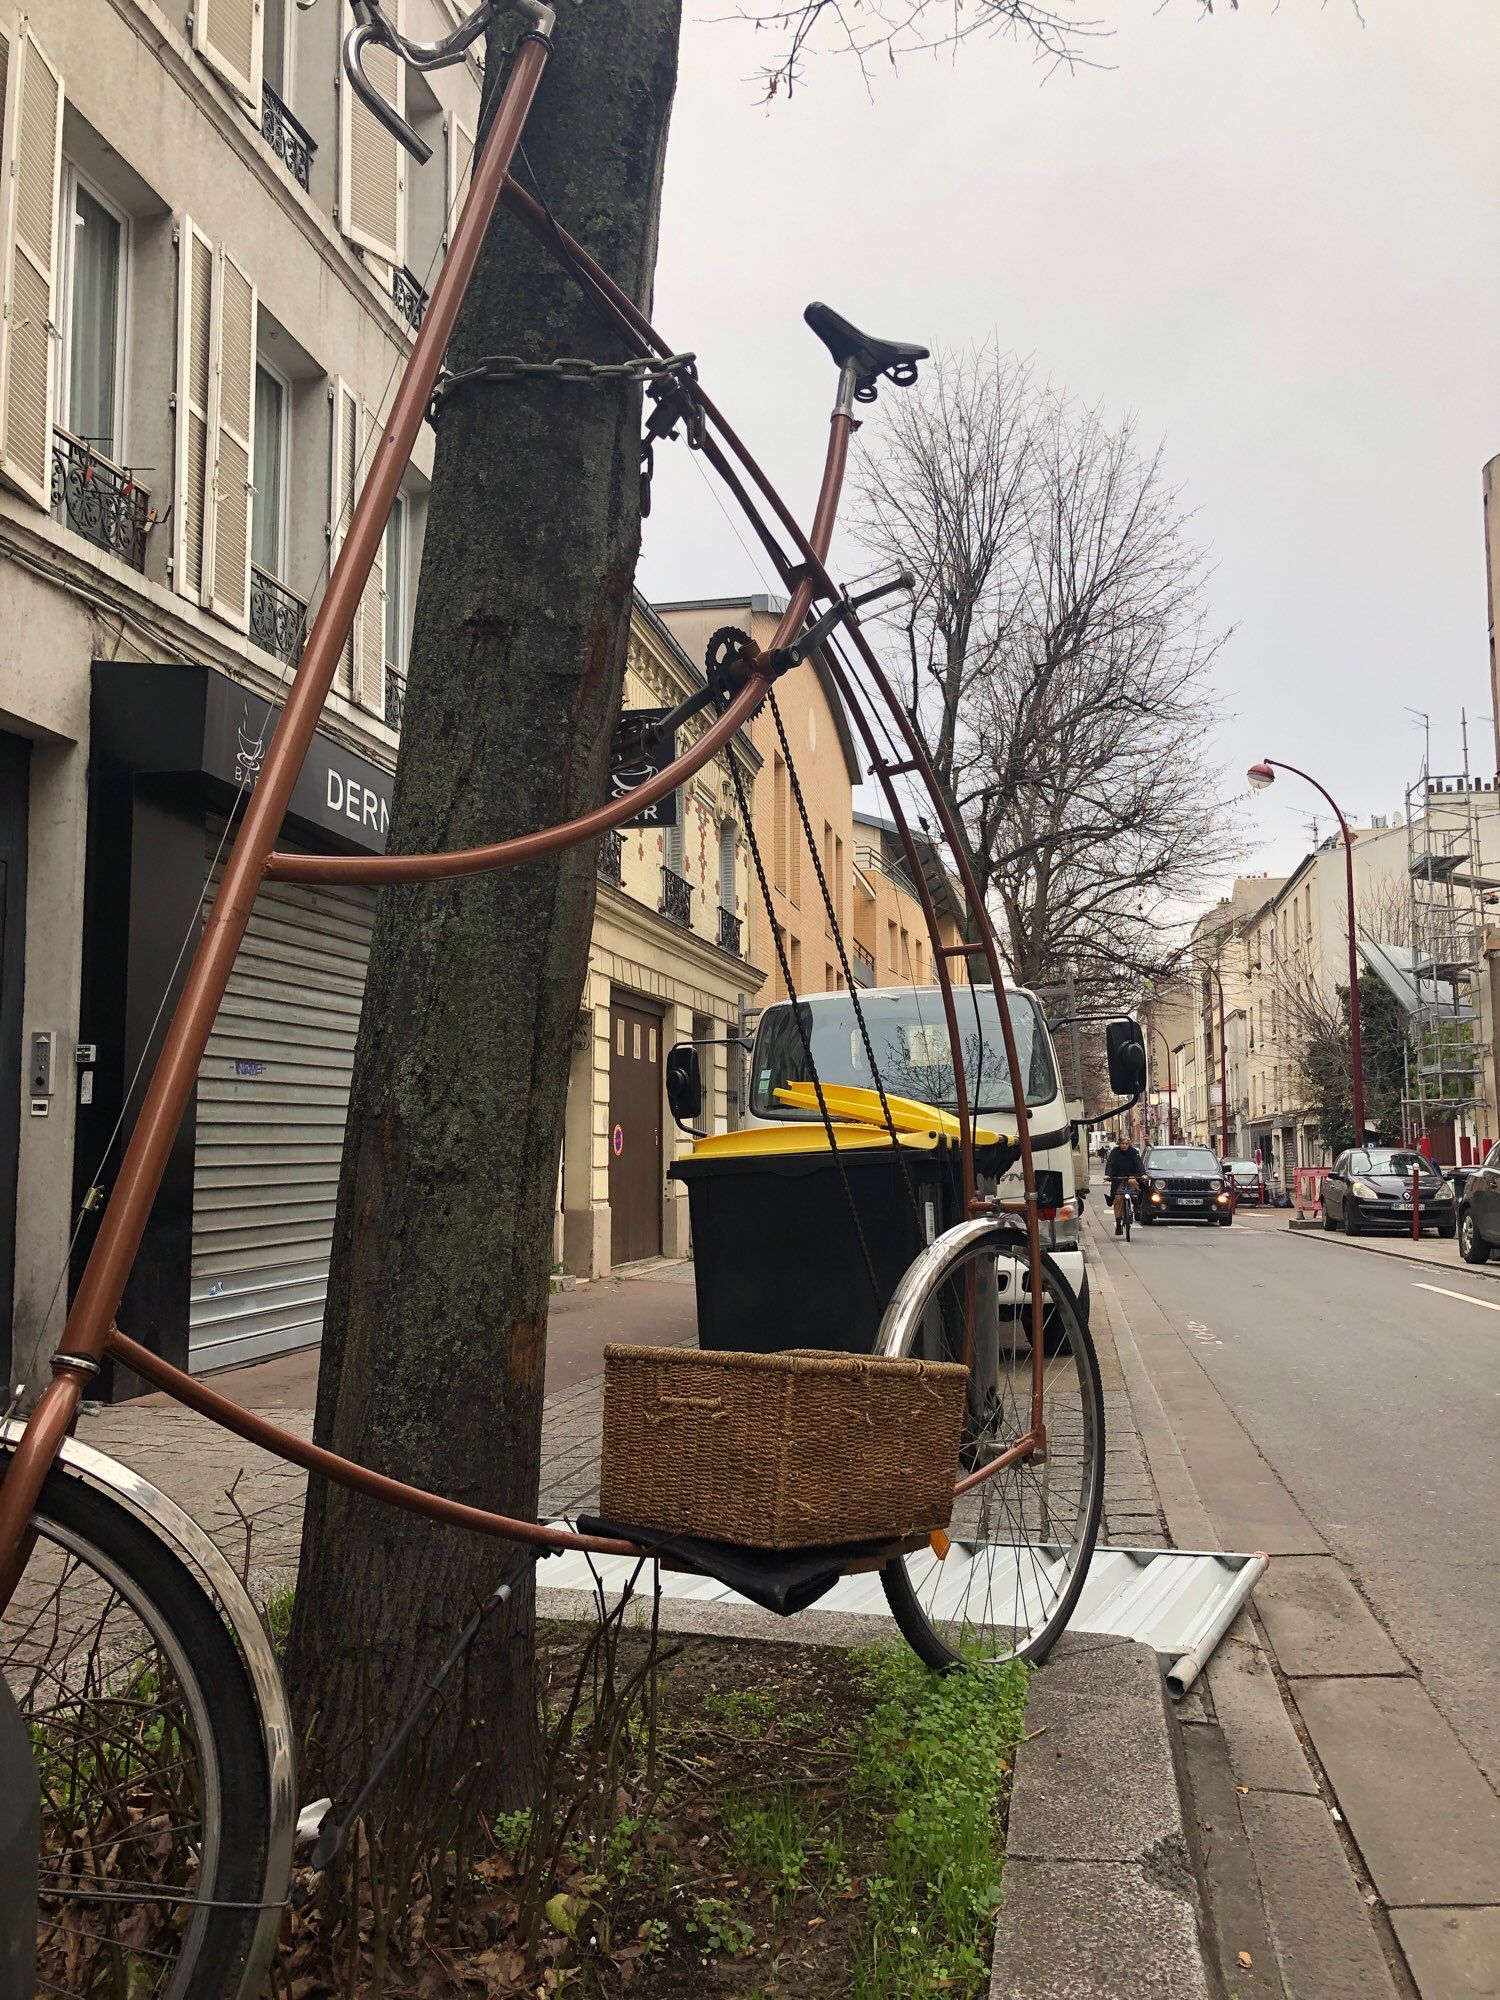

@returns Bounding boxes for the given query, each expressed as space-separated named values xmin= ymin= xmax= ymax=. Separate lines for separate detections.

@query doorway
xmin=0 ymin=733 xmax=31 ymax=1387
xmin=608 ymin=993 xmax=663 ymax=1266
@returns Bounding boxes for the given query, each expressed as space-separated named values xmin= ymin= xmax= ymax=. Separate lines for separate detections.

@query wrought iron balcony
xmin=261 ymin=83 xmax=316 ymax=194
xmin=717 ymin=906 xmax=742 ymax=956
xmin=249 ymin=565 xmax=308 ymax=664
xmin=597 ymin=829 xmax=623 ymax=887
xmin=51 ymin=430 xmax=150 ymax=572
xmin=392 ymin=265 xmax=429 ymax=333
xmin=660 ymin=865 xmax=692 ymax=929
xmin=853 ymin=939 xmax=876 ymax=986
xmin=385 ymin=663 xmax=407 ymax=731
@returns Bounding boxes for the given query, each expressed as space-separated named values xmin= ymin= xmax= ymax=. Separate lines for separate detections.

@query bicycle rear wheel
xmin=880 ymin=1226 xmax=1104 ymax=1670
xmin=1 ymin=1446 xmax=274 ymax=1999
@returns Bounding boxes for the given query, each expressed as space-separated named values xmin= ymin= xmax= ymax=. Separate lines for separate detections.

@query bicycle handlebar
xmin=341 ymin=0 xmax=555 ymax=164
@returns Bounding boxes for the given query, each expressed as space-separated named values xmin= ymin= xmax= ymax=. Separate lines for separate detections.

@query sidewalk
xmin=1286 ymin=1215 xmax=1500 ymax=1282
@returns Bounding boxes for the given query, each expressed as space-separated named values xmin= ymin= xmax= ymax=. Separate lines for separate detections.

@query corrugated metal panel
xmin=538 ymin=1541 xmax=1267 ymax=1690
xmin=189 ymin=820 xmax=375 ymax=1372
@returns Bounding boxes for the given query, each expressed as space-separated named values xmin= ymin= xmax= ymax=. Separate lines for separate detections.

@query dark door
xmin=0 ymin=734 xmax=31 ymax=1387
xmin=609 ymin=995 xmax=663 ymax=1265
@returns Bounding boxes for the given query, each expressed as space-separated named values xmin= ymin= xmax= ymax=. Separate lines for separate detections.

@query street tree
xmin=287 ymin=0 xmax=1299 ymax=1815
xmin=855 ymin=351 xmax=1232 ymax=1012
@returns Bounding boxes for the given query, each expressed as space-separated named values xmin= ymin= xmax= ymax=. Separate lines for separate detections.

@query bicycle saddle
xmin=804 ymin=302 xmax=929 ymax=401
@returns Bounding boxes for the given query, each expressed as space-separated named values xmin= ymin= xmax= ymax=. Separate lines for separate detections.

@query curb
xmin=1284 ymin=1226 xmax=1497 ymax=1282
xmin=991 ymin=1632 xmax=1217 ymax=1999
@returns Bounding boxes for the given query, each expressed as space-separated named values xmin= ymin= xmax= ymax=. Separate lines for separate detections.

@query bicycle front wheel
xmin=1 ymin=1446 xmax=275 ymax=1999
xmin=879 ymin=1226 xmax=1104 ymax=1670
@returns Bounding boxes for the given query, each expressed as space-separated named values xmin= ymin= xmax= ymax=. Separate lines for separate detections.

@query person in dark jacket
xmin=1103 ymin=1135 xmax=1147 ymax=1234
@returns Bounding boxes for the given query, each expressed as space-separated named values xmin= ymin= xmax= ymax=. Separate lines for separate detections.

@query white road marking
xmin=1413 ymin=1282 xmax=1500 ymax=1314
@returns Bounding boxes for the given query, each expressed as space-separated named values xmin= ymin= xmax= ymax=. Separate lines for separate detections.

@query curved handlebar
xmin=344 ymin=0 xmax=542 ymax=165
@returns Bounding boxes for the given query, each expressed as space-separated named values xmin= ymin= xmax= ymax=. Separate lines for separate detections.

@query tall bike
xmin=0 ymin=4 xmax=1103 ymax=1992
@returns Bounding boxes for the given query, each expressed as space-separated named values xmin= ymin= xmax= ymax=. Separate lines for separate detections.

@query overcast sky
xmin=634 ymin=0 xmax=1500 ymax=897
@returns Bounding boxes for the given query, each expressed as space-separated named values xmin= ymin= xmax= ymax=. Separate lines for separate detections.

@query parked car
xmin=1321 ymin=1147 xmax=1456 ymax=1238
xmin=1140 ymin=1145 xmax=1235 ymax=1226
xmin=1221 ymin=1158 xmax=1268 ymax=1205
xmin=1457 ymin=1143 xmax=1500 ymax=1263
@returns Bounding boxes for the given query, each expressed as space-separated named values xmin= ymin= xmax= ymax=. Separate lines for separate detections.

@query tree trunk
xmin=286 ymin=0 xmax=680 ymax=1815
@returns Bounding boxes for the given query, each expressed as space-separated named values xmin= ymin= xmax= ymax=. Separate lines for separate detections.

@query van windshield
xmin=750 ymin=988 xmax=1057 ymax=1118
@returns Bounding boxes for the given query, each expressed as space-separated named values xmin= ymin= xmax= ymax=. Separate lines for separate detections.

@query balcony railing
xmin=716 ymin=906 xmax=742 ymax=956
xmin=597 ymin=829 xmax=623 ymax=887
xmin=385 ymin=663 xmax=407 ymax=731
xmin=392 ymin=265 xmax=429 ymax=332
xmin=51 ymin=430 xmax=150 ymax=572
xmin=660 ymin=865 xmax=692 ymax=929
xmin=853 ymin=939 xmax=876 ymax=986
xmin=261 ymin=84 xmax=316 ymax=194
xmin=249 ymin=565 xmax=308 ymax=664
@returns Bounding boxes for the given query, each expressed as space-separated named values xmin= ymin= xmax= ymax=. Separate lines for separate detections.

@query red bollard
xmin=1412 ymin=1163 xmax=1421 ymax=1241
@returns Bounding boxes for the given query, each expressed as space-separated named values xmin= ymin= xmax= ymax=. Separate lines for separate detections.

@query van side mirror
xmin=1106 ymin=1019 xmax=1148 ymax=1097
xmin=665 ymin=1043 xmax=704 ymax=1125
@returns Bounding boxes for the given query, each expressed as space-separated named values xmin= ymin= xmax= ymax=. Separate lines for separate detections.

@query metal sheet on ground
xmin=538 ymin=1540 xmax=1267 ymax=1690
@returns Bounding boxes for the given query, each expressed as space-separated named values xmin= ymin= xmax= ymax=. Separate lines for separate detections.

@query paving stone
xmin=1294 ymin=1678 xmax=1500 ymax=1907
xmin=1391 ymin=1907 xmax=1500 ymax=1999
xmin=990 ymin=1859 xmax=1213 ymax=2000
xmin=1238 ymin=1792 xmax=1399 ymax=2000
xmin=1255 ymin=1557 xmax=1408 ymax=1679
xmin=1202 ymin=1617 xmax=1319 ymax=1797
xmin=1009 ymin=1674 xmax=1184 ymax=1868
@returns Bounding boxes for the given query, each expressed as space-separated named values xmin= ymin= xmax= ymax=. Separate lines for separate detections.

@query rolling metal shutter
xmin=189 ymin=819 xmax=376 ymax=1371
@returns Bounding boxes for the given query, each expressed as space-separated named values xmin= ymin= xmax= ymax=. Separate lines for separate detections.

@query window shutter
xmin=357 ymin=415 xmax=386 ymax=717
xmin=0 ymin=17 xmax=64 ymax=510
xmin=205 ymin=245 xmax=256 ymax=629
xmin=330 ymin=377 xmax=360 ymax=694
xmin=339 ymin=5 xmax=404 ymax=265
xmin=193 ymin=0 xmax=262 ymax=115
xmin=444 ymin=113 xmax=475 ymax=245
xmin=172 ymin=217 xmax=214 ymax=602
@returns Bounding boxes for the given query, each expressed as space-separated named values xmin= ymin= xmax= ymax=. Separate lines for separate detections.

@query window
xmin=263 ymin=0 xmax=293 ymax=100
xmin=718 ymin=821 xmax=736 ymax=910
xmin=251 ymin=363 xmax=287 ymax=578
xmin=887 ymin=920 xmax=898 ymax=972
xmin=383 ymin=493 xmax=407 ymax=670
xmin=665 ymin=798 xmax=685 ymax=877
xmin=61 ymin=172 xmax=127 ymax=463
xmin=772 ymin=755 xmax=788 ymax=893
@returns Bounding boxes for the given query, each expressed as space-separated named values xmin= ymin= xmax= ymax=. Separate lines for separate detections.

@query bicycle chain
xmin=429 ymin=349 xmax=699 ymax=418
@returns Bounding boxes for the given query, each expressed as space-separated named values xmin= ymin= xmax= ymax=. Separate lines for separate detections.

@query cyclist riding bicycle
xmin=1103 ymin=1134 xmax=1147 ymax=1236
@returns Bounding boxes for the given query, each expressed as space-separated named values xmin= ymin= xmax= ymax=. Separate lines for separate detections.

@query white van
xmin=744 ymin=983 xmax=1088 ymax=1328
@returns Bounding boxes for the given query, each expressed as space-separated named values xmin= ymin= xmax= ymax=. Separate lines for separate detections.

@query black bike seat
xmin=804 ymin=303 xmax=928 ymax=393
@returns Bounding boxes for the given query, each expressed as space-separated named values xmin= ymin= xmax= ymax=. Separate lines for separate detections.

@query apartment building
xmin=560 ymin=602 xmax=763 ymax=1279
xmin=851 ymin=808 xmax=968 ymax=990
xmin=0 ymin=0 xmax=488 ymax=1397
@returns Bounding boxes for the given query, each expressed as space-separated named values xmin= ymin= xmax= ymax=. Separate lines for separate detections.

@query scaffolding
xmin=1403 ymin=770 xmax=1496 ymax=1152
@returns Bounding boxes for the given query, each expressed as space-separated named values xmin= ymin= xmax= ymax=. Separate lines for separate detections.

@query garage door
xmin=189 ymin=820 xmax=376 ymax=1371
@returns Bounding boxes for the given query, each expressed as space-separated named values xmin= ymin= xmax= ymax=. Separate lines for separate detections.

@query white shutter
xmin=330 ymin=376 xmax=359 ymax=694
xmin=0 ymin=17 xmax=63 ymax=509
xmin=205 ymin=244 xmax=256 ymax=629
xmin=338 ymin=3 xmax=404 ymax=265
xmin=173 ymin=218 xmax=214 ymax=602
xmin=193 ymin=0 xmax=262 ymax=115
xmin=444 ymin=112 xmax=475 ymax=246
xmin=357 ymin=414 xmax=386 ymax=716
xmin=329 ymin=379 xmax=388 ymax=715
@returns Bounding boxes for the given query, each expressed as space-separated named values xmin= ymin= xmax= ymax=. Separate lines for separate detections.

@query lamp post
xmin=1151 ymin=1023 xmax=1178 ymax=1144
xmin=1248 ymin=759 xmax=1365 ymax=1144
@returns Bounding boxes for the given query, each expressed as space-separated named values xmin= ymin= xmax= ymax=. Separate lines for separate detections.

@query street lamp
xmin=1203 ymin=955 xmax=1231 ymax=1158
xmin=1247 ymin=758 xmax=1365 ymax=1143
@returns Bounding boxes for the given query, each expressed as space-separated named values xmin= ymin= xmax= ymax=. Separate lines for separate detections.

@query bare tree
xmin=855 ymin=352 xmax=1232 ymax=1011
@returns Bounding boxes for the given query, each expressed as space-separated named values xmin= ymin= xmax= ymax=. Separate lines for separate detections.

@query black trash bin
xmin=670 ymin=1121 xmax=968 ymax=1356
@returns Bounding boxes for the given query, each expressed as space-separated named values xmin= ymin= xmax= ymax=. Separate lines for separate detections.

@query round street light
xmin=1247 ymin=762 xmax=1276 ymax=791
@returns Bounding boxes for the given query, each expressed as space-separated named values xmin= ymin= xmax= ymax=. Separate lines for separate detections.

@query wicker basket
xmin=598 ymin=1344 xmax=969 ymax=1550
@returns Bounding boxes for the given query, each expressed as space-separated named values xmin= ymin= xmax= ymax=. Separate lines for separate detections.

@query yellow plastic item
xmin=772 ymin=1080 xmax=1012 ymax=1149
xmin=685 ymin=1120 xmax=942 ymax=1159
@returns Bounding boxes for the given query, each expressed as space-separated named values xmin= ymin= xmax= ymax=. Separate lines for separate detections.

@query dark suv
xmin=1140 ymin=1145 xmax=1234 ymax=1227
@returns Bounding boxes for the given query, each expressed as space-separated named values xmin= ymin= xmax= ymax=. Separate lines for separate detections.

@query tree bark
xmin=286 ymin=0 xmax=681 ymax=1814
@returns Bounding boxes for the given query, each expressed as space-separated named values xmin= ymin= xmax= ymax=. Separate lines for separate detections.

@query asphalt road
xmin=1113 ymin=1211 xmax=1500 ymax=1793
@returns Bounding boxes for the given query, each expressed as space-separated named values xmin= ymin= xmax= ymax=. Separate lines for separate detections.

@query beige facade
xmin=0 ymin=0 xmax=479 ymax=1391
xmin=852 ymin=809 xmax=968 ymax=991
xmin=558 ymin=607 xmax=764 ymax=1278
xmin=656 ymin=595 xmax=865 ymax=1001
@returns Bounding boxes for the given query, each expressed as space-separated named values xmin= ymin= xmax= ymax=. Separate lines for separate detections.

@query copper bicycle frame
xmin=0 ymin=20 xmax=1052 ymax=1596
